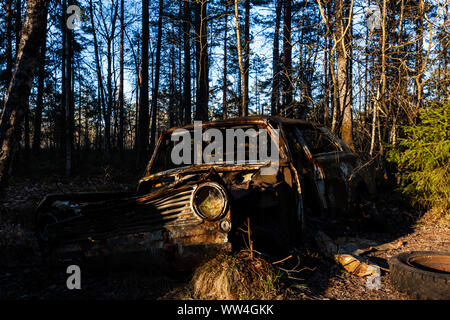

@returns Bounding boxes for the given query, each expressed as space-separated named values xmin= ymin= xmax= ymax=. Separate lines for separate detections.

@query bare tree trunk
xmin=183 ymin=0 xmax=192 ymax=124
xmin=328 ymin=1 xmax=338 ymax=133
xmin=137 ymin=0 xmax=149 ymax=166
xmin=0 ymin=0 xmax=49 ymax=194
xmin=118 ymin=0 xmax=125 ymax=153
xmin=323 ymin=0 xmax=330 ymax=126
xmin=15 ymin=0 xmax=22 ymax=56
xmin=61 ymin=0 xmax=68 ymax=171
xmin=104 ymin=1 xmax=118 ymax=153
xmin=194 ymin=0 xmax=209 ymax=121
xmin=243 ymin=0 xmax=250 ymax=116
xmin=169 ymin=41 xmax=175 ymax=128
xmin=444 ymin=4 xmax=449 ymax=97
xmin=335 ymin=0 xmax=354 ymax=149
xmin=88 ymin=0 xmax=105 ymax=151
xmin=105 ymin=40 xmax=112 ymax=152
xmin=24 ymin=100 xmax=30 ymax=155
xmin=64 ymin=0 xmax=74 ymax=176
xmin=149 ymin=0 xmax=164 ymax=155
xmin=5 ymin=0 xmax=14 ymax=87
xmin=223 ymin=1 xmax=229 ymax=119
xmin=369 ymin=87 xmax=379 ymax=156
xmin=415 ymin=0 xmax=424 ymax=112
xmin=234 ymin=0 xmax=247 ymax=116
xmin=32 ymin=14 xmax=47 ymax=154
xmin=282 ymin=0 xmax=293 ymax=111
xmin=378 ymin=0 xmax=386 ymax=155
xmin=177 ymin=0 xmax=184 ymax=126
xmin=370 ymin=0 xmax=386 ymax=156
xmin=271 ymin=0 xmax=282 ymax=116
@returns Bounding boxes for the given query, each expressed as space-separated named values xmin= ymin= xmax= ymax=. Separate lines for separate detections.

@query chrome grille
xmin=138 ymin=185 xmax=202 ymax=226
xmin=50 ymin=185 xmax=202 ymax=241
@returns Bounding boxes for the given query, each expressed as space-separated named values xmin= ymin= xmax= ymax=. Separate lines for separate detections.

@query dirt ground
xmin=285 ymin=222 xmax=450 ymax=300
xmin=0 ymin=175 xmax=448 ymax=300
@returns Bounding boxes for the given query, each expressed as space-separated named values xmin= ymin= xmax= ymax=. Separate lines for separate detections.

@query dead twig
xmin=272 ymin=255 xmax=293 ymax=265
xmin=278 ymin=266 xmax=316 ymax=274
xmin=238 ymin=217 xmax=254 ymax=259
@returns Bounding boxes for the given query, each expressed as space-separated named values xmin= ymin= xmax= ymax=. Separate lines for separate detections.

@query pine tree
xmin=387 ymin=101 xmax=450 ymax=214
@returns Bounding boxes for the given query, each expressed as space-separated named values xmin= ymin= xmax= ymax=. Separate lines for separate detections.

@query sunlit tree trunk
xmin=0 ymin=0 xmax=50 ymax=193
xmin=335 ymin=0 xmax=354 ymax=149
xmin=137 ymin=0 xmax=149 ymax=166
xmin=183 ymin=0 xmax=192 ymax=124
xmin=282 ymin=0 xmax=293 ymax=112
xmin=415 ymin=0 xmax=424 ymax=112
xmin=243 ymin=0 xmax=250 ymax=116
xmin=370 ymin=0 xmax=386 ymax=155
xmin=234 ymin=0 xmax=247 ymax=117
xmin=323 ymin=1 xmax=329 ymax=126
xmin=223 ymin=1 xmax=229 ymax=119
xmin=271 ymin=0 xmax=282 ymax=116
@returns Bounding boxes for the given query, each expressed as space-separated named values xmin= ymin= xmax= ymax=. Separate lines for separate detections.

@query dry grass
xmin=188 ymin=251 xmax=283 ymax=300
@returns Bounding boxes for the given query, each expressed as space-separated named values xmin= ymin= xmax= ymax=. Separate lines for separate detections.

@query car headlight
xmin=192 ymin=183 xmax=228 ymax=220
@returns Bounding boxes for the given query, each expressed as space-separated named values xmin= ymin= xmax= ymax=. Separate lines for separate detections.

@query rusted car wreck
xmin=36 ymin=116 xmax=379 ymax=270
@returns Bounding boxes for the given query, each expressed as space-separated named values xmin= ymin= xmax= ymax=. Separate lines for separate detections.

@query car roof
xmin=163 ymin=116 xmax=322 ymax=134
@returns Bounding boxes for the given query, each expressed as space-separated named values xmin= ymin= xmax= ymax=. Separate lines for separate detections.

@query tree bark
xmin=222 ymin=1 xmax=229 ymax=119
xmin=64 ymin=0 xmax=74 ymax=176
xmin=0 ymin=0 xmax=50 ymax=194
xmin=31 ymin=12 xmax=47 ymax=154
xmin=234 ymin=0 xmax=247 ymax=117
xmin=137 ymin=0 xmax=149 ymax=166
xmin=335 ymin=0 xmax=354 ymax=149
xmin=88 ymin=0 xmax=106 ymax=151
xmin=323 ymin=2 xmax=329 ymax=126
xmin=282 ymin=0 xmax=293 ymax=111
xmin=148 ymin=0 xmax=164 ymax=155
xmin=194 ymin=0 xmax=209 ymax=121
xmin=118 ymin=0 xmax=125 ymax=153
xmin=415 ymin=0 xmax=424 ymax=112
xmin=183 ymin=0 xmax=192 ymax=124
xmin=243 ymin=0 xmax=250 ymax=116
xmin=5 ymin=0 xmax=14 ymax=87
xmin=102 ymin=1 xmax=118 ymax=153
xmin=61 ymin=0 xmax=68 ymax=166
xmin=15 ymin=0 xmax=22 ymax=56
xmin=169 ymin=42 xmax=176 ymax=128
xmin=271 ymin=0 xmax=282 ymax=116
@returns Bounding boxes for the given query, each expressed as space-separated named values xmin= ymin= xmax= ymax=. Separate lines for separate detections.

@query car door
xmin=299 ymin=125 xmax=359 ymax=215
xmin=285 ymin=123 xmax=357 ymax=216
xmin=282 ymin=124 xmax=328 ymax=217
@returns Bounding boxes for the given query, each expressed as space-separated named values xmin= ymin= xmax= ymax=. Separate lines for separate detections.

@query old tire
xmin=389 ymin=251 xmax=450 ymax=299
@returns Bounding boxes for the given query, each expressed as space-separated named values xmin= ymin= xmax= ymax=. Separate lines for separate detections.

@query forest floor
xmin=0 ymin=174 xmax=449 ymax=300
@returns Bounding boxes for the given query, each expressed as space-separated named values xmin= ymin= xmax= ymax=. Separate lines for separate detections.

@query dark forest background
xmin=0 ymin=0 xmax=448 ymax=211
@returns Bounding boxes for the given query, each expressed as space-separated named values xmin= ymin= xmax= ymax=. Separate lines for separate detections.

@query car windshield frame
xmin=145 ymin=122 xmax=286 ymax=176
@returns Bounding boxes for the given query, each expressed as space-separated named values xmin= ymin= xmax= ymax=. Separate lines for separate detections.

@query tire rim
xmin=407 ymin=254 xmax=450 ymax=274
